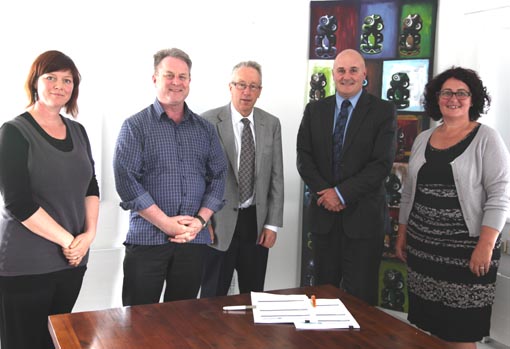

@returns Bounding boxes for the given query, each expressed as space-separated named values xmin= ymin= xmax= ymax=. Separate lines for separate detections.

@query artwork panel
xmin=359 ymin=1 xmax=400 ymax=59
xmin=310 ymin=1 xmax=360 ymax=59
xmin=300 ymin=183 xmax=316 ymax=287
xmin=365 ymin=60 xmax=383 ymax=97
xmin=398 ymin=1 xmax=437 ymax=58
xmin=378 ymin=258 xmax=409 ymax=313
xmin=385 ymin=162 xmax=407 ymax=209
xmin=383 ymin=163 xmax=408 ymax=262
xmin=306 ymin=60 xmax=336 ymax=104
xmin=382 ymin=59 xmax=429 ymax=112
xmin=395 ymin=114 xmax=422 ymax=162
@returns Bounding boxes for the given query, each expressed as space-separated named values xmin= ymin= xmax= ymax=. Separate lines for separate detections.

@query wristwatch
xmin=194 ymin=214 xmax=208 ymax=228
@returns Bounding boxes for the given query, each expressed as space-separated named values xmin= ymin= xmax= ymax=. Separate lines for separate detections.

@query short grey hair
xmin=153 ymin=48 xmax=192 ymax=72
xmin=232 ymin=61 xmax=262 ymax=84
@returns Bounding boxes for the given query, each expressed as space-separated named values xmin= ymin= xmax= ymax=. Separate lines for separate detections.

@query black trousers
xmin=201 ymin=206 xmax=268 ymax=297
xmin=312 ymin=215 xmax=383 ymax=305
xmin=122 ymin=243 xmax=206 ymax=306
xmin=0 ymin=266 xmax=86 ymax=349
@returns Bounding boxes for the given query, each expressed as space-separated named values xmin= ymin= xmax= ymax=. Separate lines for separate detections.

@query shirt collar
xmin=153 ymin=98 xmax=193 ymax=121
xmin=335 ymin=89 xmax=363 ymax=109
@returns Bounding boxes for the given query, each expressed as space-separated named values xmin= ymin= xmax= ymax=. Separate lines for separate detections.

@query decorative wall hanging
xmin=301 ymin=0 xmax=438 ymax=313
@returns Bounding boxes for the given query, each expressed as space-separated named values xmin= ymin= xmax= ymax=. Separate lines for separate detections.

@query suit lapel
xmin=323 ymin=97 xmax=337 ymax=172
xmin=216 ymin=106 xmax=239 ymax=182
xmin=343 ymin=91 xmax=370 ymax=154
xmin=253 ymin=109 xmax=265 ymax=177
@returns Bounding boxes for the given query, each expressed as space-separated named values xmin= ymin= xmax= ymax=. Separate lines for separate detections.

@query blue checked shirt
xmin=114 ymin=99 xmax=227 ymax=245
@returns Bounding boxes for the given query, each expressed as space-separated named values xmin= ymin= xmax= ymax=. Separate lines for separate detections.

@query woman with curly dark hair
xmin=395 ymin=67 xmax=510 ymax=349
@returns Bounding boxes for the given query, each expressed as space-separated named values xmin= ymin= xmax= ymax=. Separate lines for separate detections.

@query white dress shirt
xmin=230 ymin=103 xmax=278 ymax=233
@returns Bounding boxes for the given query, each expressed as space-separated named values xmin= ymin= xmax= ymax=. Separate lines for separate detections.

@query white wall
xmin=429 ymin=1 xmax=510 ymax=345
xmin=1 ymin=0 xmax=509 ymax=344
xmin=0 ymin=0 xmax=311 ymax=309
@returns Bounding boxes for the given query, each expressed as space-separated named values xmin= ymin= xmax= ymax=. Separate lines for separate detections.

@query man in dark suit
xmin=296 ymin=49 xmax=396 ymax=305
xmin=200 ymin=61 xmax=284 ymax=297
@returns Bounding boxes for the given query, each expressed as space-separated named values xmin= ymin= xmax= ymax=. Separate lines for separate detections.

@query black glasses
xmin=437 ymin=89 xmax=472 ymax=100
xmin=231 ymin=81 xmax=262 ymax=91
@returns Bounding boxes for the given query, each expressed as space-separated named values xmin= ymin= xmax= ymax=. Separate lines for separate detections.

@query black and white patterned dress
xmin=406 ymin=124 xmax=500 ymax=342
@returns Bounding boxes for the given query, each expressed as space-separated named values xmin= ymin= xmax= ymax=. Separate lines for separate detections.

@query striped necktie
xmin=332 ymin=99 xmax=351 ymax=181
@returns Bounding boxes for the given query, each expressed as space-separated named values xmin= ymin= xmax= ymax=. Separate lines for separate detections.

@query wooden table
xmin=49 ymin=284 xmax=452 ymax=349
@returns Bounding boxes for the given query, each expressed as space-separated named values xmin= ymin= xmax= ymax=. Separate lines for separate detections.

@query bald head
xmin=334 ymin=49 xmax=366 ymax=69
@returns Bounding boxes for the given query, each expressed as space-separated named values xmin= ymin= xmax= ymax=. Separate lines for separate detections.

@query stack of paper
xmin=250 ymin=292 xmax=360 ymax=330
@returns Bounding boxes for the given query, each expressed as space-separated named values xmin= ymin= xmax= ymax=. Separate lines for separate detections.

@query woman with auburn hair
xmin=0 ymin=50 xmax=99 ymax=349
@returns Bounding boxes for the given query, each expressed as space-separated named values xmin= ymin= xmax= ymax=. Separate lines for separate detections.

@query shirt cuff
xmin=201 ymin=195 xmax=226 ymax=213
xmin=334 ymin=187 xmax=346 ymax=205
xmin=119 ymin=191 xmax=155 ymax=212
xmin=263 ymin=224 xmax=279 ymax=233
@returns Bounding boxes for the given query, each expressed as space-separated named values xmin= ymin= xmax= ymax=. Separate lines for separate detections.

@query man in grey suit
xmin=200 ymin=61 xmax=284 ymax=297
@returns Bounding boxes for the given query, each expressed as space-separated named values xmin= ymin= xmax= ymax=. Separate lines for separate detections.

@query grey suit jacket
xmin=201 ymin=104 xmax=284 ymax=251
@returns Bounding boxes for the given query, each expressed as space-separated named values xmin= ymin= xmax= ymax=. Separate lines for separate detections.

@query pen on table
xmin=306 ymin=295 xmax=319 ymax=324
xmin=223 ymin=305 xmax=256 ymax=311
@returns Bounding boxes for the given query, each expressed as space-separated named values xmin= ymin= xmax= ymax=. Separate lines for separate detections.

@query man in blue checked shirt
xmin=113 ymin=48 xmax=227 ymax=305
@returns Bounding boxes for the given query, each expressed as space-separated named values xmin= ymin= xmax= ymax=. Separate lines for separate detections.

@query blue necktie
xmin=333 ymin=99 xmax=351 ymax=181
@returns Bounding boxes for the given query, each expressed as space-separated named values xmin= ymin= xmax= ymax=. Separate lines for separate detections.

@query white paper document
xmin=250 ymin=292 xmax=360 ymax=330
